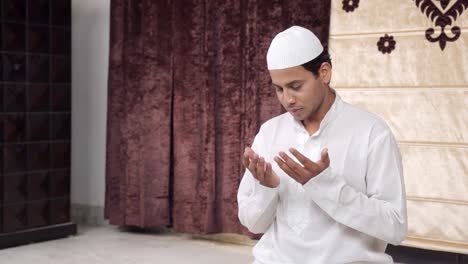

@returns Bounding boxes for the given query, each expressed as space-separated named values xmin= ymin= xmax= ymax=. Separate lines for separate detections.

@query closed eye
xmin=291 ymin=84 xmax=303 ymax=91
xmin=272 ymin=85 xmax=283 ymax=92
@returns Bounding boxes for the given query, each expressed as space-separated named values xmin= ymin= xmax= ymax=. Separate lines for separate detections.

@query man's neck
xmin=302 ymin=88 xmax=336 ymax=135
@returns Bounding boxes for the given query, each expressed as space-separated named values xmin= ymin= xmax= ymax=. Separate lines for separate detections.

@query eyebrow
xmin=271 ymin=80 xmax=304 ymax=88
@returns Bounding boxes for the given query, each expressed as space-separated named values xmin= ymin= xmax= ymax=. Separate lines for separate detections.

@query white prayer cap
xmin=266 ymin=26 xmax=324 ymax=70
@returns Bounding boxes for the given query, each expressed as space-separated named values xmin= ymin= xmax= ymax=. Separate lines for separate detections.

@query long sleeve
xmin=237 ymin=127 xmax=280 ymax=234
xmin=303 ymin=130 xmax=408 ymax=245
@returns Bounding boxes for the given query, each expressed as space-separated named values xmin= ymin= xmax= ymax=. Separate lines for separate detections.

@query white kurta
xmin=237 ymin=90 xmax=407 ymax=264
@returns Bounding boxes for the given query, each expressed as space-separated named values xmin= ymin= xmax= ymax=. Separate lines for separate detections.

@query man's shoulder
xmin=342 ymin=101 xmax=394 ymax=140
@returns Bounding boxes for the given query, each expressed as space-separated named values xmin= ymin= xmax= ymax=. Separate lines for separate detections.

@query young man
xmin=237 ymin=26 xmax=407 ymax=264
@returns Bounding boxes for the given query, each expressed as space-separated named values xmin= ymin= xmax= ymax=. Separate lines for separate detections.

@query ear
xmin=319 ymin=62 xmax=332 ymax=85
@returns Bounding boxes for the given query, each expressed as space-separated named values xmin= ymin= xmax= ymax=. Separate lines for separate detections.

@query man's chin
xmin=285 ymin=107 xmax=308 ymax=120
xmin=290 ymin=113 xmax=304 ymax=121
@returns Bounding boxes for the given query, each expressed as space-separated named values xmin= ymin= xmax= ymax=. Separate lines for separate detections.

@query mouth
xmin=289 ymin=108 xmax=302 ymax=114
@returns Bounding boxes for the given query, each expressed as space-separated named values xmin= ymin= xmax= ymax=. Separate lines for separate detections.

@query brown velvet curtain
xmin=106 ymin=0 xmax=331 ymax=234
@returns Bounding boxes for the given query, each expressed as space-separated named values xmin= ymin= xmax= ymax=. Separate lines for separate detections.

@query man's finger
xmin=265 ymin=162 xmax=273 ymax=178
xmin=278 ymin=151 xmax=307 ymax=177
xmin=274 ymin=156 xmax=300 ymax=181
xmin=247 ymin=146 xmax=258 ymax=156
xmin=289 ymin=148 xmax=319 ymax=171
xmin=243 ymin=148 xmax=253 ymax=170
xmin=257 ymin=157 xmax=266 ymax=183
xmin=243 ymin=153 xmax=250 ymax=168
xmin=248 ymin=154 xmax=259 ymax=179
xmin=265 ymin=162 xmax=279 ymax=187
xmin=244 ymin=147 xmax=255 ymax=160
xmin=319 ymin=148 xmax=330 ymax=168
xmin=289 ymin=148 xmax=314 ymax=168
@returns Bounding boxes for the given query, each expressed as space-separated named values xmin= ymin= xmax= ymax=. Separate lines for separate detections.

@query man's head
xmin=266 ymin=26 xmax=332 ymax=121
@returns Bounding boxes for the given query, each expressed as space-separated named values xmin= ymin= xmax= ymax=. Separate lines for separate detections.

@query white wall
xmin=71 ymin=0 xmax=110 ymax=223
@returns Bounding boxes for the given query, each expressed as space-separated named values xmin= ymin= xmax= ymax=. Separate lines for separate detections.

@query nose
xmin=284 ymin=89 xmax=296 ymax=104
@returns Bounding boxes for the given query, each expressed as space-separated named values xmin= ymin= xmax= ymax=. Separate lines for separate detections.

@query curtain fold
xmin=106 ymin=0 xmax=331 ymax=234
xmin=105 ymin=0 xmax=173 ymax=227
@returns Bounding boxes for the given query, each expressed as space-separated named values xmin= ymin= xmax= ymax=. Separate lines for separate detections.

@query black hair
xmin=300 ymin=50 xmax=332 ymax=78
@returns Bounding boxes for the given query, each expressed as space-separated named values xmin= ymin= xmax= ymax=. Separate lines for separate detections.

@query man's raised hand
xmin=243 ymin=147 xmax=280 ymax=188
xmin=274 ymin=147 xmax=330 ymax=185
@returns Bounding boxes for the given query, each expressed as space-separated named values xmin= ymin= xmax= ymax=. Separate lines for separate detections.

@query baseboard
xmin=71 ymin=203 xmax=107 ymax=226
xmin=386 ymin=244 xmax=468 ymax=263
xmin=0 ymin=223 xmax=77 ymax=249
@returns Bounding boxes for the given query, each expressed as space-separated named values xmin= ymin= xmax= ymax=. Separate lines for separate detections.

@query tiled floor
xmin=0 ymin=225 xmax=254 ymax=264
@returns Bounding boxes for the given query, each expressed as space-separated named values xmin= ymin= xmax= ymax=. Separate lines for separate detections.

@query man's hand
xmin=243 ymin=147 xmax=280 ymax=188
xmin=274 ymin=148 xmax=330 ymax=185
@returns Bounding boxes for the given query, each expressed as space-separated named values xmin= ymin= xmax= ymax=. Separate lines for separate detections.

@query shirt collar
xmin=291 ymin=88 xmax=343 ymax=135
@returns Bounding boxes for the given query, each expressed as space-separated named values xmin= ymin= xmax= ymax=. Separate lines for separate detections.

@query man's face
xmin=269 ymin=65 xmax=329 ymax=121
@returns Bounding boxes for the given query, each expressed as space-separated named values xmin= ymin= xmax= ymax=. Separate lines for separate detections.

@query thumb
xmin=320 ymin=148 xmax=330 ymax=167
xmin=245 ymin=146 xmax=256 ymax=155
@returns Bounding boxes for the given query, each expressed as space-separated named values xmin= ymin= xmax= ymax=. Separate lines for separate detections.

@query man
xmin=237 ymin=26 xmax=407 ymax=264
